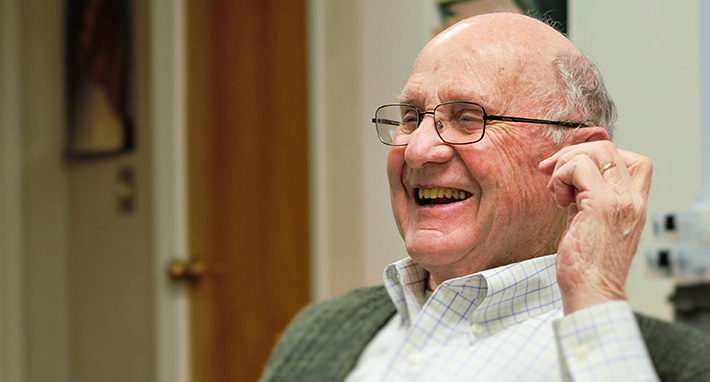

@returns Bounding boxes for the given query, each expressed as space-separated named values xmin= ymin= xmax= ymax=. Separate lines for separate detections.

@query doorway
xmin=186 ymin=0 xmax=310 ymax=381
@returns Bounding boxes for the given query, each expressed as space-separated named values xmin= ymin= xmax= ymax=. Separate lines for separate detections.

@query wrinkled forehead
xmin=402 ymin=40 xmax=522 ymax=103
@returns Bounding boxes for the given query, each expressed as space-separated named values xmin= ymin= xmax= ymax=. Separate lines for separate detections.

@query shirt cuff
xmin=553 ymin=300 xmax=659 ymax=382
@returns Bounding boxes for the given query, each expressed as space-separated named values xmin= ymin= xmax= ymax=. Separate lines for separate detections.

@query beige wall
xmin=0 ymin=0 xmax=26 ymax=380
xmin=19 ymin=0 xmax=72 ymax=380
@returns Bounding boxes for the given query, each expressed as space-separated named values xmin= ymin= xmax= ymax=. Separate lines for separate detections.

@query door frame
xmin=150 ymin=0 xmax=190 ymax=381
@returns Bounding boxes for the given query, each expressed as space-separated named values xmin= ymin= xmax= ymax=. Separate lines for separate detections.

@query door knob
xmin=168 ymin=258 xmax=207 ymax=282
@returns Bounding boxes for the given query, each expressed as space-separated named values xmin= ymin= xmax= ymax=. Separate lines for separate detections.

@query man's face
xmin=387 ymin=29 xmax=569 ymax=280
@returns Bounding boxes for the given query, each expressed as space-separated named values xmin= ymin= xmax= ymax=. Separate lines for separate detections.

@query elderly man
xmin=262 ymin=13 xmax=710 ymax=381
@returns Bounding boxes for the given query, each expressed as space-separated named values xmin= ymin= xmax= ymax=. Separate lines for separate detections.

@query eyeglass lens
xmin=374 ymin=102 xmax=486 ymax=145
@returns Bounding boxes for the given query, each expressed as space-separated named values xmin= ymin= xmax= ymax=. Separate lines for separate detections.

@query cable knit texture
xmin=261 ymin=286 xmax=710 ymax=382
xmin=637 ymin=313 xmax=710 ymax=382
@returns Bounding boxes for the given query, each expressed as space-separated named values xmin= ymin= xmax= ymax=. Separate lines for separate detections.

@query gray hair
xmin=539 ymin=52 xmax=617 ymax=143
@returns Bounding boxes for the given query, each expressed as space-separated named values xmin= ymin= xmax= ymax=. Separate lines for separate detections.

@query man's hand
xmin=539 ymin=141 xmax=653 ymax=315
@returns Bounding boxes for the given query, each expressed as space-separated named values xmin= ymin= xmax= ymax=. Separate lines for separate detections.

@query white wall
xmin=570 ymin=0 xmax=702 ymax=320
xmin=314 ymin=0 xmax=700 ymax=320
xmin=310 ymin=0 xmax=367 ymax=299
xmin=310 ymin=0 xmax=439 ymax=300
xmin=150 ymin=0 xmax=190 ymax=380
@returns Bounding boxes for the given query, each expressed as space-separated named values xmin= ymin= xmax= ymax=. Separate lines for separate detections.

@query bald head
xmin=406 ymin=13 xmax=615 ymax=138
xmin=430 ymin=13 xmax=576 ymax=57
xmin=412 ymin=14 xmax=576 ymax=114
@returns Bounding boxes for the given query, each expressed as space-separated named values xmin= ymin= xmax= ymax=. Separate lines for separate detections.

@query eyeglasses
xmin=372 ymin=101 xmax=589 ymax=146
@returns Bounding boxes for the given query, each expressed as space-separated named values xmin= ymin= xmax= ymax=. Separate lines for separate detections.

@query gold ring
xmin=600 ymin=162 xmax=616 ymax=176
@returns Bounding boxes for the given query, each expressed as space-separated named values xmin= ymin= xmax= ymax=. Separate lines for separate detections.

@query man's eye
xmin=459 ymin=114 xmax=483 ymax=123
xmin=401 ymin=113 xmax=419 ymax=126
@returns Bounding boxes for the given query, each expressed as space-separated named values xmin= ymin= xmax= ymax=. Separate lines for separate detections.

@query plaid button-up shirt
xmin=346 ymin=254 xmax=658 ymax=382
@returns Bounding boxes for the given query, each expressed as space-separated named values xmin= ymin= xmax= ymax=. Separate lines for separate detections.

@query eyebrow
xmin=396 ymin=92 xmax=419 ymax=106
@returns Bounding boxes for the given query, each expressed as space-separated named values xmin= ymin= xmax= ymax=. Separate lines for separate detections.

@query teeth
xmin=417 ymin=187 xmax=470 ymax=200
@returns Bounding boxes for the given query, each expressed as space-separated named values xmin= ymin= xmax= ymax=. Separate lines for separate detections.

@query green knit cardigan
xmin=261 ymin=286 xmax=710 ymax=382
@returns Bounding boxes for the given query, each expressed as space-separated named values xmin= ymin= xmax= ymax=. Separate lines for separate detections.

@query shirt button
xmin=407 ymin=351 xmax=422 ymax=364
xmin=396 ymin=273 xmax=401 ymax=282
xmin=470 ymin=323 xmax=483 ymax=335
xmin=575 ymin=345 xmax=589 ymax=360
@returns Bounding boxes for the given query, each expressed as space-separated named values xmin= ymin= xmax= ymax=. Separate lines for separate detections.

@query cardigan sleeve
xmin=635 ymin=312 xmax=710 ymax=382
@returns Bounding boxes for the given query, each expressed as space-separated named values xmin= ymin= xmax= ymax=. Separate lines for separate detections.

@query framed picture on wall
xmin=64 ymin=0 xmax=134 ymax=158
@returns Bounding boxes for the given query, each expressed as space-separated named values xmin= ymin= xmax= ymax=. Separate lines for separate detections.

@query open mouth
xmin=415 ymin=187 xmax=472 ymax=206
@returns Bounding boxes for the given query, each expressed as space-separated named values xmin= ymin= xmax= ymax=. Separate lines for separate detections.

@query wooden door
xmin=186 ymin=0 xmax=310 ymax=380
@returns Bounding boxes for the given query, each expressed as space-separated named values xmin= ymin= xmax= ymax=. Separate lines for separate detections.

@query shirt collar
xmin=383 ymin=254 xmax=562 ymax=334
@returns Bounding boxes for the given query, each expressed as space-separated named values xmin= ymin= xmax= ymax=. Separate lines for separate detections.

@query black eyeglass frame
xmin=372 ymin=101 xmax=590 ymax=146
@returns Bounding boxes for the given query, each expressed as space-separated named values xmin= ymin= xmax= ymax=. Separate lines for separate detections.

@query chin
xmin=405 ymin=237 xmax=471 ymax=268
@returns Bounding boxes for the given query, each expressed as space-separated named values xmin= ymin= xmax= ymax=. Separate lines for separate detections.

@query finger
xmin=544 ymin=141 xmax=634 ymax=189
xmin=539 ymin=155 xmax=557 ymax=177
xmin=540 ymin=142 xmax=650 ymax=207
xmin=617 ymin=149 xmax=653 ymax=199
xmin=548 ymin=154 xmax=610 ymax=208
xmin=540 ymin=141 xmax=615 ymax=177
xmin=539 ymin=145 xmax=576 ymax=176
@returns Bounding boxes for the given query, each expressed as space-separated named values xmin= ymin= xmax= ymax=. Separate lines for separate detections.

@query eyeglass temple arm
xmin=484 ymin=115 xmax=588 ymax=128
xmin=372 ymin=118 xmax=401 ymax=126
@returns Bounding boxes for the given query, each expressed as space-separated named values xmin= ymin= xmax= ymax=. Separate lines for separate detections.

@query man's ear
xmin=571 ymin=125 xmax=610 ymax=144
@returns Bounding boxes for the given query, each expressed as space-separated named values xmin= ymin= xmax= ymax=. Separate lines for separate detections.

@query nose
xmin=403 ymin=114 xmax=454 ymax=168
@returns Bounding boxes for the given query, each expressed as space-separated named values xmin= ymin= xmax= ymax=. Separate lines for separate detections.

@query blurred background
xmin=0 ymin=0 xmax=706 ymax=381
